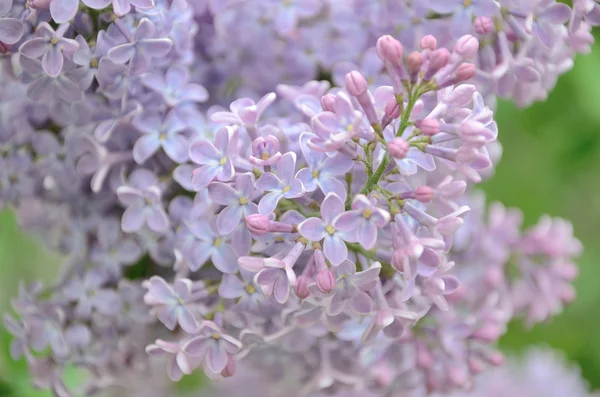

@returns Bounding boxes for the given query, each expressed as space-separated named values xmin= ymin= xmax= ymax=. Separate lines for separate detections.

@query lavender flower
xmin=19 ymin=23 xmax=78 ymax=77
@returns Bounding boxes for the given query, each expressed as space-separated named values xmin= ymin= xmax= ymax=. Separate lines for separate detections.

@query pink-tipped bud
xmin=376 ymin=35 xmax=403 ymax=64
xmin=455 ymin=62 xmax=476 ymax=83
xmin=474 ymin=16 xmax=495 ymax=35
xmin=428 ymin=48 xmax=450 ymax=71
xmin=246 ymin=214 xmax=270 ymax=236
xmin=454 ymin=35 xmax=479 ymax=59
xmin=388 ymin=137 xmax=409 ymax=159
xmin=0 ymin=42 xmax=9 ymax=54
xmin=221 ymin=355 xmax=236 ymax=378
xmin=294 ymin=275 xmax=310 ymax=299
xmin=384 ymin=97 xmax=401 ymax=119
xmin=418 ymin=118 xmax=440 ymax=136
xmin=415 ymin=186 xmax=434 ymax=203
xmin=316 ymin=269 xmax=335 ymax=294
xmin=420 ymin=35 xmax=437 ymax=51
xmin=344 ymin=71 xmax=368 ymax=97
xmin=407 ymin=51 xmax=424 ymax=82
xmin=487 ymin=351 xmax=505 ymax=366
xmin=467 ymin=357 xmax=485 ymax=374
xmin=320 ymin=94 xmax=336 ymax=112
xmin=472 ymin=323 xmax=503 ymax=342
xmin=29 ymin=0 xmax=51 ymax=9
xmin=560 ymin=285 xmax=576 ymax=303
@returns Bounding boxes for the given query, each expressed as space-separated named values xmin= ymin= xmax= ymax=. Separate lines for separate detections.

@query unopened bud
xmin=454 ymin=35 xmax=479 ymax=59
xmin=388 ymin=137 xmax=409 ymax=159
xmin=316 ymin=269 xmax=335 ymax=294
xmin=376 ymin=35 xmax=403 ymax=64
xmin=415 ymin=186 xmax=434 ymax=203
xmin=294 ymin=275 xmax=310 ymax=299
xmin=344 ymin=71 xmax=368 ymax=97
xmin=474 ymin=16 xmax=494 ymax=35
xmin=320 ymin=94 xmax=336 ymax=112
xmin=418 ymin=118 xmax=440 ymax=136
xmin=420 ymin=35 xmax=437 ymax=51
xmin=246 ymin=214 xmax=270 ymax=235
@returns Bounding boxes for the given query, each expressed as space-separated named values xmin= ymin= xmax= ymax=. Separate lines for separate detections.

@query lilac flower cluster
xmin=197 ymin=347 xmax=594 ymax=397
xmin=0 ymin=0 xmax=588 ymax=396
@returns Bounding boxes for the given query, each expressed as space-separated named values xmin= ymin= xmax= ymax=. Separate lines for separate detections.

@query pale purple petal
xmin=133 ymin=134 xmax=160 ymax=164
xmin=50 ymin=0 xmax=78 ymax=23
xmin=206 ymin=344 xmax=227 ymax=374
xmin=217 ymin=205 xmax=243 ymax=235
xmin=258 ymin=191 xmax=283 ymax=215
xmin=0 ymin=18 xmax=23 ymax=45
xmin=212 ymin=244 xmax=238 ymax=274
xmin=298 ymin=217 xmax=326 ymax=241
xmin=189 ymin=140 xmax=220 ymax=164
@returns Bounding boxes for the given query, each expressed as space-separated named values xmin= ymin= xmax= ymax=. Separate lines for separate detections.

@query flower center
xmin=177 ymin=297 xmax=185 ymax=305
xmin=274 ymin=236 xmax=284 ymax=242
xmin=312 ymin=170 xmax=319 ymax=179
xmin=212 ymin=332 xmax=221 ymax=340
xmin=362 ymin=208 xmax=373 ymax=219
xmin=214 ymin=238 xmax=222 ymax=248
xmin=283 ymin=185 xmax=291 ymax=193
xmin=219 ymin=157 xmax=227 ymax=166
xmin=261 ymin=152 xmax=270 ymax=160
xmin=50 ymin=37 xmax=59 ymax=45
xmin=90 ymin=58 xmax=98 ymax=68
xmin=463 ymin=0 xmax=472 ymax=6
xmin=239 ymin=196 xmax=248 ymax=205
xmin=346 ymin=124 xmax=354 ymax=132
xmin=246 ymin=284 xmax=256 ymax=294
xmin=159 ymin=132 xmax=167 ymax=141
xmin=326 ymin=225 xmax=335 ymax=235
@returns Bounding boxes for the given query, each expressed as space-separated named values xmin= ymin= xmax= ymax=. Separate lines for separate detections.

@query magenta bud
xmin=221 ymin=355 xmax=236 ymax=378
xmin=246 ymin=214 xmax=270 ymax=235
xmin=474 ymin=16 xmax=494 ymax=35
xmin=316 ymin=269 xmax=335 ymax=294
xmin=415 ymin=186 xmax=434 ymax=203
xmin=294 ymin=275 xmax=310 ymax=299
xmin=388 ymin=137 xmax=409 ymax=159
xmin=454 ymin=35 xmax=479 ymax=59
xmin=320 ymin=94 xmax=336 ymax=112
xmin=472 ymin=323 xmax=502 ymax=342
xmin=420 ymin=35 xmax=437 ymax=51
xmin=29 ymin=0 xmax=51 ymax=9
xmin=376 ymin=35 xmax=403 ymax=63
xmin=487 ymin=351 xmax=504 ymax=366
xmin=455 ymin=63 xmax=476 ymax=83
xmin=467 ymin=357 xmax=485 ymax=374
xmin=429 ymin=48 xmax=450 ymax=70
xmin=418 ymin=118 xmax=440 ymax=136
xmin=384 ymin=97 xmax=401 ymax=119
xmin=407 ymin=51 xmax=424 ymax=82
xmin=344 ymin=71 xmax=368 ymax=97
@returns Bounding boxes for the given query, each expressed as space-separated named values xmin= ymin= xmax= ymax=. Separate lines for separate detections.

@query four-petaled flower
xmin=189 ymin=126 xmax=235 ymax=191
xmin=208 ymin=173 xmax=258 ymax=235
xmin=132 ymin=110 xmax=189 ymax=164
xmin=335 ymin=194 xmax=391 ymax=250
xmin=143 ymin=276 xmax=200 ymax=333
xmin=141 ymin=63 xmax=209 ymax=108
xmin=19 ymin=22 xmax=79 ymax=78
xmin=298 ymin=193 xmax=356 ymax=266
xmin=255 ymin=152 xmax=305 ymax=215
xmin=182 ymin=321 xmax=242 ymax=375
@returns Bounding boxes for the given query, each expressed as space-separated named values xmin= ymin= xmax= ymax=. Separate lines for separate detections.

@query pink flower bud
xmin=474 ymin=16 xmax=494 ymax=35
xmin=423 ymin=48 xmax=449 ymax=81
xmin=487 ymin=351 xmax=504 ymax=366
xmin=560 ymin=285 xmax=576 ymax=303
xmin=29 ymin=0 xmax=51 ymax=8
xmin=316 ymin=269 xmax=335 ymax=294
xmin=485 ymin=266 xmax=504 ymax=288
xmin=294 ymin=275 xmax=310 ymax=299
xmin=0 ymin=42 xmax=9 ymax=54
xmin=472 ymin=322 xmax=503 ymax=342
xmin=468 ymin=357 xmax=485 ymax=374
xmin=320 ymin=94 xmax=336 ymax=112
xmin=418 ymin=118 xmax=440 ymax=136
xmin=387 ymin=137 xmax=409 ymax=159
xmin=246 ymin=214 xmax=270 ymax=235
xmin=221 ymin=354 xmax=236 ymax=378
xmin=415 ymin=186 xmax=434 ymax=203
xmin=420 ymin=35 xmax=437 ymax=51
xmin=455 ymin=62 xmax=476 ymax=83
xmin=407 ymin=51 xmax=424 ymax=82
xmin=454 ymin=35 xmax=479 ymax=59
xmin=376 ymin=35 xmax=403 ymax=64
xmin=344 ymin=71 xmax=368 ymax=97
xmin=416 ymin=343 xmax=433 ymax=369
xmin=384 ymin=97 xmax=401 ymax=119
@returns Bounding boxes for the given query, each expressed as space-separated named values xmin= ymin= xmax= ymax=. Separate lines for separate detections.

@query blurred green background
xmin=2 ymin=40 xmax=600 ymax=396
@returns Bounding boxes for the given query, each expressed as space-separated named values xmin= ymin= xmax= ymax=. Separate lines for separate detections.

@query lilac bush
xmin=0 ymin=0 xmax=594 ymax=396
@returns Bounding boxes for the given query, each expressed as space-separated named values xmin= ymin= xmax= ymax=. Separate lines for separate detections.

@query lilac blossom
xmin=141 ymin=64 xmax=209 ymax=108
xmin=19 ymin=23 xmax=78 ymax=77
xmin=143 ymin=276 xmax=200 ymax=333
xmin=182 ymin=321 xmax=242 ymax=376
xmin=132 ymin=110 xmax=189 ymax=164
xmin=335 ymin=195 xmax=391 ymax=250
xmin=189 ymin=126 xmax=235 ymax=190
xmin=255 ymin=152 xmax=305 ymax=215
xmin=207 ymin=172 xmax=258 ymax=235
xmin=429 ymin=0 xmax=499 ymax=37
xmin=298 ymin=193 xmax=356 ymax=266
